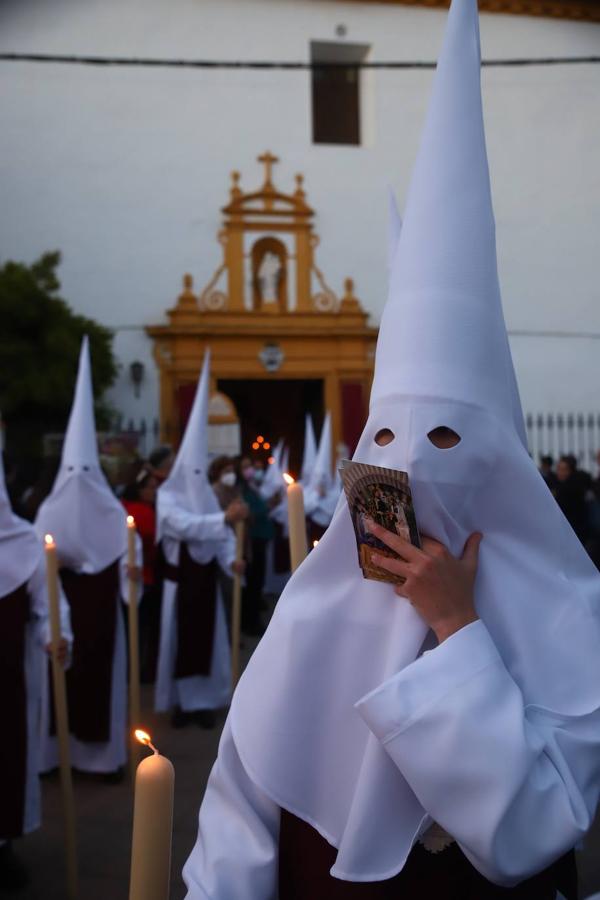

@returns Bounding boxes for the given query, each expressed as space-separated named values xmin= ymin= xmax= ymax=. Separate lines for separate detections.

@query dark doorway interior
xmin=218 ymin=379 xmax=324 ymax=477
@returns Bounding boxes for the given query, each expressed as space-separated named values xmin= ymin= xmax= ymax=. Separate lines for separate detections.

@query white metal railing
xmin=525 ymin=412 xmax=600 ymax=475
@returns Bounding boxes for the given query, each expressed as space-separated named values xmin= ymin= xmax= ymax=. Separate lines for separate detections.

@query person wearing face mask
xmin=35 ymin=338 xmax=142 ymax=780
xmin=182 ymin=0 xmax=600 ymax=895
xmin=238 ymin=456 xmax=274 ymax=637
xmin=210 ymin=456 xmax=242 ymax=507
xmin=155 ymin=355 xmax=248 ymax=730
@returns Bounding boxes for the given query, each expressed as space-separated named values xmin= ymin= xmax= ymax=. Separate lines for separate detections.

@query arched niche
xmin=251 ymin=236 xmax=287 ymax=313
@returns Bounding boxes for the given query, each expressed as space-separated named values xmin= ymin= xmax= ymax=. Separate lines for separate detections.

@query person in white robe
xmin=154 ymin=351 xmax=247 ymax=729
xmin=0 ymin=452 xmax=71 ymax=890
xmin=182 ymin=0 xmax=600 ymax=896
xmin=300 ymin=415 xmax=317 ymax=486
xmin=303 ymin=413 xmax=340 ymax=542
xmin=36 ymin=336 xmax=140 ymax=776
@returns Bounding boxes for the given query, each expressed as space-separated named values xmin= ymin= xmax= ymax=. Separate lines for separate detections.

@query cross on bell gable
xmin=258 ymin=151 xmax=279 ymax=191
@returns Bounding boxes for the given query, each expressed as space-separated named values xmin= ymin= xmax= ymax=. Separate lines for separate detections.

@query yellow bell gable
xmin=147 ymin=152 xmax=377 ymax=474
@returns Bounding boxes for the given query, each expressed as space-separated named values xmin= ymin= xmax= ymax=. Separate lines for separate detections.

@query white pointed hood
xmin=260 ymin=438 xmax=285 ymax=501
xmin=0 ymin=453 xmax=41 ymax=595
xmin=35 ymin=337 xmax=127 ymax=573
xmin=373 ymin=0 xmax=525 ymax=444
xmin=156 ymin=351 xmax=221 ymax=543
xmin=305 ymin=413 xmax=341 ymax=528
xmin=230 ymin=0 xmax=600 ymax=882
xmin=300 ymin=415 xmax=317 ymax=484
xmin=306 ymin=413 xmax=332 ymax=495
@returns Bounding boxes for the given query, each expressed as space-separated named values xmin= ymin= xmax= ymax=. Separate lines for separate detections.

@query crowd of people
xmin=539 ymin=451 xmax=600 ymax=568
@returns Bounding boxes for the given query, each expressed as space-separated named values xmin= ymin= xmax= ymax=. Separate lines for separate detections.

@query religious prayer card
xmin=339 ymin=460 xmax=421 ymax=585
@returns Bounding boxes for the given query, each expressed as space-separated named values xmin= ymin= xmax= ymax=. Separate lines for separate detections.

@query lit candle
xmin=284 ymin=474 xmax=308 ymax=573
xmin=230 ymin=521 xmax=245 ymax=688
xmin=127 ymin=516 xmax=141 ymax=782
xmin=128 ymin=730 xmax=175 ymax=900
xmin=44 ymin=535 xmax=78 ymax=900
xmin=313 ymin=540 xmax=319 ymax=548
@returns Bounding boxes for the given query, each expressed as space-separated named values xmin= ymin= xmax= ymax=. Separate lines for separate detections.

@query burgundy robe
xmin=50 ymin=559 xmax=120 ymax=743
xmin=278 ymin=810 xmax=578 ymax=900
xmin=0 ymin=583 xmax=29 ymax=839
xmin=158 ymin=541 xmax=218 ymax=679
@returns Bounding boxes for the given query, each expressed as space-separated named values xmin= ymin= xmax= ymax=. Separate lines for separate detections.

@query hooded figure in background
xmin=154 ymin=352 xmax=247 ymax=729
xmin=183 ymin=0 xmax=600 ymax=895
xmin=303 ymin=413 xmax=339 ymax=543
xmin=0 ymin=453 xmax=71 ymax=889
xmin=36 ymin=337 xmax=137 ymax=776
xmin=300 ymin=415 xmax=317 ymax=486
xmin=258 ymin=439 xmax=284 ymax=503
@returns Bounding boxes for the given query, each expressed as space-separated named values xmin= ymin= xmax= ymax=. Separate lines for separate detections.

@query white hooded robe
xmin=182 ymin=0 xmax=600 ymax=894
xmin=154 ymin=352 xmax=235 ymax=714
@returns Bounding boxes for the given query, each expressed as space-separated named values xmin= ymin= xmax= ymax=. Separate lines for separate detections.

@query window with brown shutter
xmin=310 ymin=41 xmax=370 ymax=146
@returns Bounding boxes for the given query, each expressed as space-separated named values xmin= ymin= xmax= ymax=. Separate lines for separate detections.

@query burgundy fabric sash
xmin=50 ymin=559 xmax=120 ymax=743
xmin=173 ymin=543 xmax=218 ymax=679
xmin=278 ymin=810 xmax=578 ymax=900
xmin=0 ymin=583 xmax=29 ymax=839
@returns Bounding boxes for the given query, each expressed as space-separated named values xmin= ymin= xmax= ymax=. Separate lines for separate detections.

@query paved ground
xmin=7 ymin=625 xmax=600 ymax=900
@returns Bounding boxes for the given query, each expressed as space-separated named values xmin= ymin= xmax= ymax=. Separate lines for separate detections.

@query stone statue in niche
xmin=258 ymin=251 xmax=282 ymax=305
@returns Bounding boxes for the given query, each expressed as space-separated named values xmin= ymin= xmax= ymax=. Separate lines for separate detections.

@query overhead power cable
xmin=0 ymin=52 xmax=599 ymax=69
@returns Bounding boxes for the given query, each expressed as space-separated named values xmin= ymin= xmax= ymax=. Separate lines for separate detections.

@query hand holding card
xmin=339 ymin=459 xmax=421 ymax=585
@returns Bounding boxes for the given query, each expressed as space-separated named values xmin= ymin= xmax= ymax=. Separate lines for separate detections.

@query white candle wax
xmin=44 ymin=535 xmax=78 ymax=899
xmin=126 ymin=516 xmax=141 ymax=780
xmin=128 ymin=738 xmax=174 ymax=900
xmin=285 ymin=476 xmax=308 ymax=573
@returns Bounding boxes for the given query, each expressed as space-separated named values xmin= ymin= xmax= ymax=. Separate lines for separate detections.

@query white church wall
xmin=0 ymin=0 xmax=599 ymax=441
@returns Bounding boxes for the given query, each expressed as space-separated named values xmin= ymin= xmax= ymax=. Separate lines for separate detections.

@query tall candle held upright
xmin=44 ymin=535 xmax=78 ymax=900
xmin=127 ymin=516 xmax=142 ymax=781
xmin=284 ymin=474 xmax=308 ymax=573
xmin=129 ymin=730 xmax=174 ymax=900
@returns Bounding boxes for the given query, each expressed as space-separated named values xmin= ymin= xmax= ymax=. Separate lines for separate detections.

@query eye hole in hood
xmin=427 ymin=426 xmax=461 ymax=449
xmin=374 ymin=428 xmax=395 ymax=447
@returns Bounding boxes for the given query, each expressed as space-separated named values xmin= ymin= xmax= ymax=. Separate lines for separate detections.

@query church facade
xmin=1 ymin=0 xmax=599 ymax=463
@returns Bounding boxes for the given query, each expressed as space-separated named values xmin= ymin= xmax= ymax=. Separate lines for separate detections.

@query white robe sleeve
xmin=183 ymin=719 xmax=280 ymax=900
xmin=355 ymin=619 xmax=600 ymax=886
xmin=162 ymin=508 xmax=228 ymax=545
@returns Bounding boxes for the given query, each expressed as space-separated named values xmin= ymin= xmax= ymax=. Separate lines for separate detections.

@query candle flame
xmin=127 ymin=515 xmax=135 ymax=527
xmin=44 ymin=534 xmax=55 ymax=546
xmin=134 ymin=729 xmax=158 ymax=754
xmin=283 ymin=473 xmax=294 ymax=485
xmin=313 ymin=540 xmax=319 ymax=548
